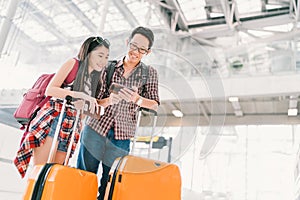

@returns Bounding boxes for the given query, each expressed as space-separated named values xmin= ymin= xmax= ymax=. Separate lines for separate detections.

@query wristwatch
xmin=136 ymin=97 xmax=143 ymax=106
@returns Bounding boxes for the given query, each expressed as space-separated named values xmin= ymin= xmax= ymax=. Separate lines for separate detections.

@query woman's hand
xmin=86 ymin=96 xmax=100 ymax=114
xmin=73 ymin=99 xmax=85 ymax=111
xmin=74 ymin=91 xmax=100 ymax=114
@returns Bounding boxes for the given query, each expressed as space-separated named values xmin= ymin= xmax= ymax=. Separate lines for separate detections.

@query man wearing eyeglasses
xmin=77 ymin=26 xmax=160 ymax=200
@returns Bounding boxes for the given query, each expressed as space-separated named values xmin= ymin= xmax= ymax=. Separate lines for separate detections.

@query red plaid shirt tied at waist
xmin=14 ymin=100 xmax=81 ymax=178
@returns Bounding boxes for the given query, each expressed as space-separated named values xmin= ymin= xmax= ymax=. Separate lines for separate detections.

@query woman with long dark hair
xmin=14 ymin=36 xmax=110 ymax=178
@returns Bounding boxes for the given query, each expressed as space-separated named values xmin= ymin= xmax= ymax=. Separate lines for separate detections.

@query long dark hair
xmin=72 ymin=37 xmax=109 ymax=97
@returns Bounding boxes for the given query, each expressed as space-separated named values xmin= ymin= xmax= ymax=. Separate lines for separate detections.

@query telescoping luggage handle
xmin=47 ymin=95 xmax=80 ymax=165
xmin=131 ymin=107 xmax=157 ymax=158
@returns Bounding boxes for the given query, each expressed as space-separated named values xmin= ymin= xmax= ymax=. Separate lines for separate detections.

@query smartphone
xmin=109 ymin=83 xmax=134 ymax=94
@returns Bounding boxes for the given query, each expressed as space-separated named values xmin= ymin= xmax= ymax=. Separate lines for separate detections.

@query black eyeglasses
xmin=129 ymin=43 xmax=149 ymax=54
xmin=93 ymin=36 xmax=110 ymax=47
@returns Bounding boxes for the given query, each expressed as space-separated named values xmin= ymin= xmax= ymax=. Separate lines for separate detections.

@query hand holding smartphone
xmin=109 ymin=83 xmax=139 ymax=104
xmin=109 ymin=83 xmax=134 ymax=94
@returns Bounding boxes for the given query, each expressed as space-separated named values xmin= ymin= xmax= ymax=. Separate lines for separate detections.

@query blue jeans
xmin=77 ymin=125 xmax=130 ymax=200
xmin=48 ymin=113 xmax=68 ymax=152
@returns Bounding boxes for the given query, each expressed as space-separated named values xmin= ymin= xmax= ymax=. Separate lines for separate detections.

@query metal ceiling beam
xmin=150 ymin=0 xmax=175 ymax=10
xmin=98 ymin=0 xmax=110 ymax=34
xmin=262 ymin=0 xmax=267 ymax=11
xmin=140 ymin=113 xmax=300 ymax=126
xmin=290 ymin=0 xmax=300 ymax=22
xmin=229 ymin=97 xmax=244 ymax=117
xmin=8 ymin=23 xmax=50 ymax=57
xmin=161 ymin=0 xmax=189 ymax=31
xmin=148 ymin=1 xmax=175 ymax=31
xmin=298 ymin=0 xmax=300 ymax=21
xmin=19 ymin=1 xmax=74 ymax=50
xmin=191 ymin=13 xmax=294 ymax=39
xmin=230 ymin=26 xmax=300 ymax=53
xmin=0 ymin=0 xmax=18 ymax=58
xmin=189 ymin=6 xmax=289 ymax=29
xmin=220 ymin=0 xmax=235 ymax=29
xmin=190 ymin=35 xmax=221 ymax=48
xmin=54 ymin=0 xmax=97 ymax=33
xmin=199 ymin=102 xmax=210 ymax=123
xmin=2 ymin=105 xmax=300 ymax=127
xmin=189 ymin=24 xmax=236 ymax=39
xmin=111 ymin=0 xmax=139 ymax=28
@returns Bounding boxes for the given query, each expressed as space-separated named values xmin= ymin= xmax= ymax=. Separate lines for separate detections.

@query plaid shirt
xmin=14 ymin=100 xmax=81 ymax=178
xmin=86 ymin=59 xmax=160 ymax=140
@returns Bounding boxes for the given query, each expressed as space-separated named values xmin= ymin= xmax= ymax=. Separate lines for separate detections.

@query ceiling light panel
xmin=23 ymin=0 xmax=90 ymax=39
xmin=76 ymin=0 xmax=132 ymax=32
xmin=247 ymin=30 xmax=273 ymax=38
xmin=72 ymin=0 xmax=105 ymax=31
xmin=123 ymin=0 xmax=166 ymax=27
xmin=105 ymin=6 xmax=132 ymax=32
xmin=18 ymin=19 xmax=57 ymax=42
xmin=73 ymin=0 xmax=101 ymax=20
xmin=263 ymin=23 xmax=294 ymax=33
xmin=172 ymin=109 xmax=183 ymax=118
xmin=52 ymin=13 xmax=90 ymax=37
xmin=146 ymin=7 xmax=167 ymax=27
xmin=177 ymin=0 xmax=206 ymax=22
xmin=31 ymin=0 xmax=57 ymax=17
xmin=236 ymin=0 xmax=262 ymax=15
xmin=0 ymin=0 xmax=10 ymax=14
xmin=288 ymin=108 xmax=298 ymax=116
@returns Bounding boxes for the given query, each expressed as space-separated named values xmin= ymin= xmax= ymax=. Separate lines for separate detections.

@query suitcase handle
xmin=47 ymin=95 xmax=79 ymax=164
xmin=139 ymin=107 xmax=157 ymax=116
xmin=132 ymin=107 xmax=158 ymax=157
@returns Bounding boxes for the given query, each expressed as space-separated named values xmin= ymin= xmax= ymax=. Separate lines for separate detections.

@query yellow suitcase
xmin=104 ymin=155 xmax=181 ymax=200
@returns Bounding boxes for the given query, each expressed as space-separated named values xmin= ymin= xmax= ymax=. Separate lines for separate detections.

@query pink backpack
xmin=14 ymin=60 xmax=79 ymax=129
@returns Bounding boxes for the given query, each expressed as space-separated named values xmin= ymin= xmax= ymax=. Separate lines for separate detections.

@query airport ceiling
xmin=1 ymin=0 xmax=299 ymax=68
xmin=0 ymin=0 xmax=300 ymax=127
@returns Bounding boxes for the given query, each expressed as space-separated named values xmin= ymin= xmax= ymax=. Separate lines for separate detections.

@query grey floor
xmin=0 ymin=123 xmax=195 ymax=200
xmin=0 ymin=124 xmax=28 ymax=200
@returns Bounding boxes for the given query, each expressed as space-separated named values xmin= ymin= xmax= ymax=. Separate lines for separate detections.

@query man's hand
xmin=108 ymin=93 xmax=122 ymax=105
xmin=118 ymin=86 xmax=139 ymax=103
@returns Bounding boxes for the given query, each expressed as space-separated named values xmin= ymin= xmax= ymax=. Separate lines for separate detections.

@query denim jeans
xmin=47 ymin=113 xmax=68 ymax=152
xmin=77 ymin=125 xmax=130 ymax=200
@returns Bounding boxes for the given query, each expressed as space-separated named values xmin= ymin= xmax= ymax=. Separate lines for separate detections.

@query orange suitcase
xmin=23 ymin=163 xmax=98 ymax=200
xmin=22 ymin=96 xmax=98 ymax=200
xmin=104 ymin=108 xmax=181 ymax=200
xmin=104 ymin=155 xmax=181 ymax=200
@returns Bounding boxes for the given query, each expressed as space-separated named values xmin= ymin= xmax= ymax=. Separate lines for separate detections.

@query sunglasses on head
xmin=93 ymin=36 xmax=110 ymax=47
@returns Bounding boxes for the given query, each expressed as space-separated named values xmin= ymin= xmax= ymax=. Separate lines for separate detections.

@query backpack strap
xmin=140 ymin=62 xmax=149 ymax=87
xmin=106 ymin=60 xmax=118 ymax=93
xmin=65 ymin=59 xmax=80 ymax=84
